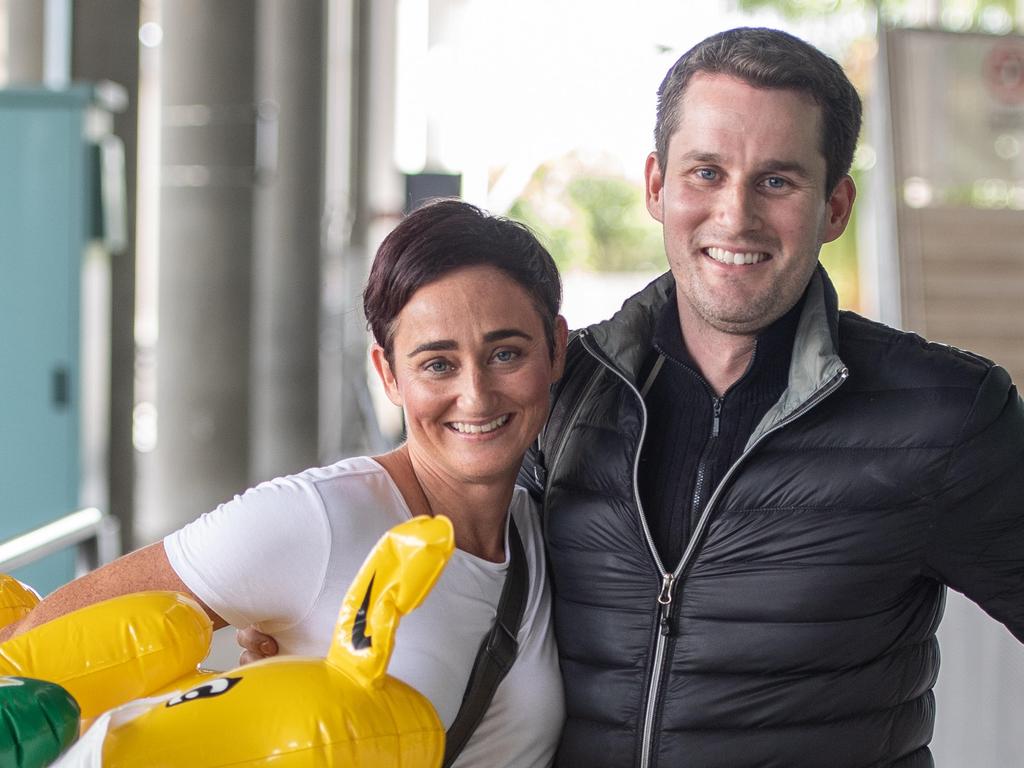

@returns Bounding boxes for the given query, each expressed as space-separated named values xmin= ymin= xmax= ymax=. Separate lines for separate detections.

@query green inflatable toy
xmin=0 ymin=676 xmax=80 ymax=767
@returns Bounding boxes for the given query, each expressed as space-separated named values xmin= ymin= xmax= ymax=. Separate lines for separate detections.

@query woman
xmin=2 ymin=199 xmax=567 ymax=767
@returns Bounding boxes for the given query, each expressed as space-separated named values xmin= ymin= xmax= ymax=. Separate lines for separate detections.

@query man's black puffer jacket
xmin=526 ymin=267 xmax=1024 ymax=768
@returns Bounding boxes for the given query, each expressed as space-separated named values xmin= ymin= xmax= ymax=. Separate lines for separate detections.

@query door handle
xmin=52 ymin=366 xmax=70 ymax=409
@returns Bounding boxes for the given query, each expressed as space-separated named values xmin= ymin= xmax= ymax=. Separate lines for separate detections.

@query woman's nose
xmin=458 ymin=365 xmax=496 ymax=412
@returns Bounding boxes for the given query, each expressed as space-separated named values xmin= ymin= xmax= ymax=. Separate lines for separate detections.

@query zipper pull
xmin=712 ymin=398 xmax=722 ymax=438
xmin=657 ymin=573 xmax=675 ymax=636
xmin=532 ymin=448 xmax=547 ymax=488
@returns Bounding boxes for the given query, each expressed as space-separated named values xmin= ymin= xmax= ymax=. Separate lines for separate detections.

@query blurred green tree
xmin=509 ymin=156 xmax=663 ymax=273
xmin=736 ymin=0 xmax=1018 ymax=28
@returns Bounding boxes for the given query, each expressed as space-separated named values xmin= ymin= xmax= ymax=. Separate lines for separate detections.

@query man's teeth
xmin=706 ymin=247 xmax=768 ymax=265
xmin=450 ymin=414 xmax=510 ymax=434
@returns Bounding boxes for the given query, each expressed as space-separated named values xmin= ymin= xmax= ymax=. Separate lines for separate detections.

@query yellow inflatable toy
xmin=0 ymin=590 xmax=213 ymax=721
xmin=15 ymin=515 xmax=454 ymax=767
xmin=0 ymin=575 xmax=41 ymax=628
xmin=0 ymin=579 xmax=80 ymax=767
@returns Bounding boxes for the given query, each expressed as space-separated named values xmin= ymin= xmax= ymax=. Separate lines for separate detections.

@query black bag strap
xmin=442 ymin=516 xmax=528 ymax=767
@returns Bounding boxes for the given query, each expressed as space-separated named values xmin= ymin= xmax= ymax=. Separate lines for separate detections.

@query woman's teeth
xmin=706 ymin=247 xmax=768 ymax=265
xmin=450 ymin=414 xmax=510 ymax=434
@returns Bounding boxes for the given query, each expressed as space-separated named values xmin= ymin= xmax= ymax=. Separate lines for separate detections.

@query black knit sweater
xmin=637 ymin=294 xmax=804 ymax=569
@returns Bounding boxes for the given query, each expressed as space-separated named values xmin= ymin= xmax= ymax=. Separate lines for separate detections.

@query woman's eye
xmin=493 ymin=349 xmax=518 ymax=363
xmin=425 ymin=360 xmax=452 ymax=374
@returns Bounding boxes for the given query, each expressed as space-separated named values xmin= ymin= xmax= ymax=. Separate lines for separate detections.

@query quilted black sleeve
xmin=923 ymin=366 xmax=1024 ymax=643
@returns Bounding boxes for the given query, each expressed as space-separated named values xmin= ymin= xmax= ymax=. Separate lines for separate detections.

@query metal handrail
xmin=0 ymin=508 xmax=121 ymax=574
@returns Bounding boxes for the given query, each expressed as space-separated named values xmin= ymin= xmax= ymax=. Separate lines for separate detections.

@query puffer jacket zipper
xmin=575 ymin=330 xmax=672 ymax=768
xmin=578 ymin=329 xmax=849 ymax=768
xmin=576 ymin=332 xmax=667 ymax=575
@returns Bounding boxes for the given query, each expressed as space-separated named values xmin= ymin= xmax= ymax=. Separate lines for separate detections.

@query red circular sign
xmin=984 ymin=41 xmax=1024 ymax=105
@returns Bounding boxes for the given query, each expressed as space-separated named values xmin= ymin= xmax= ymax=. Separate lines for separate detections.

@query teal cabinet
xmin=0 ymin=86 xmax=109 ymax=595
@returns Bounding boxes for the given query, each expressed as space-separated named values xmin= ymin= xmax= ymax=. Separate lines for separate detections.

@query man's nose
xmin=715 ymin=182 xmax=762 ymax=231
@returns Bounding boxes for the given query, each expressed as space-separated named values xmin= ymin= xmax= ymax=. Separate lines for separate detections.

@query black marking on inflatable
xmin=166 ymin=676 xmax=242 ymax=707
xmin=352 ymin=573 xmax=375 ymax=650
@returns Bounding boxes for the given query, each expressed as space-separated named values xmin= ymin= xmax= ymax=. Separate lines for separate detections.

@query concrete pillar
xmin=42 ymin=0 xmax=71 ymax=88
xmin=4 ymin=0 xmax=45 ymax=83
xmin=250 ymin=0 xmax=324 ymax=481
xmin=147 ymin=0 xmax=256 ymax=538
xmin=320 ymin=0 xmax=399 ymax=461
xmin=71 ymin=0 xmax=140 ymax=553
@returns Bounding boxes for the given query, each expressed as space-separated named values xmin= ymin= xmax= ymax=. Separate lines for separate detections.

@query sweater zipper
xmin=656 ymin=347 xmax=729 ymax=539
xmin=676 ymin=366 xmax=850 ymax=591
xmin=689 ymin=397 xmax=722 ymax=534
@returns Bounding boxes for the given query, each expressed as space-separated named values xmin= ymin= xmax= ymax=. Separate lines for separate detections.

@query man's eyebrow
xmin=758 ymin=159 xmax=813 ymax=178
xmin=406 ymin=329 xmax=533 ymax=357
xmin=679 ymin=151 xmax=723 ymax=165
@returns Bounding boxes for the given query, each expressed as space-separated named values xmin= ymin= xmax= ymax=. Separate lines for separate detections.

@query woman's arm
xmin=0 ymin=542 xmax=227 ymax=642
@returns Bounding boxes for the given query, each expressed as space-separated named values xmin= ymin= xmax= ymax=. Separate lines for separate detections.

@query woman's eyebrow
xmin=407 ymin=329 xmax=532 ymax=357
xmin=407 ymin=340 xmax=457 ymax=357
xmin=483 ymin=329 xmax=532 ymax=343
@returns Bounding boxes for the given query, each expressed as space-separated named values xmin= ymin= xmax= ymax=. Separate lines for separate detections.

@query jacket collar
xmin=585 ymin=271 xmax=675 ymax=382
xmin=751 ymin=265 xmax=846 ymax=446
xmin=583 ymin=264 xmax=846 ymax=443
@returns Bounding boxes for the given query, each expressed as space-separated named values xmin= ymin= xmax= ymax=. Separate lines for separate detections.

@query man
xmin=242 ymin=27 xmax=1024 ymax=767
xmin=518 ymin=26 xmax=1024 ymax=768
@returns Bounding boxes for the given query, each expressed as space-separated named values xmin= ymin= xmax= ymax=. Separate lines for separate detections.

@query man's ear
xmin=644 ymin=152 xmax=666 ymax=224
xmin=823 ymin=174 xmax=856 ymax=243
xmin=370 ymin=345 xmax=403 ymax=407
xmin=551 ymin=316 xmax=569 ymax=382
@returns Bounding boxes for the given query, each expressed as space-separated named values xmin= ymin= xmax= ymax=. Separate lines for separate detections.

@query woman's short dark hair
xmin=363 ymin=199 xmax=562 ymax=363
xmin=654 ymin=27 xmax=862 ymax=198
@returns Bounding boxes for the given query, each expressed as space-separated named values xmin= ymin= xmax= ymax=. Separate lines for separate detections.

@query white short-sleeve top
xmin=163 ymin=456 xmax=564 ymax=768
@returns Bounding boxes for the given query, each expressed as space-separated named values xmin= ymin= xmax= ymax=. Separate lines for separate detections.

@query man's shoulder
xmin=834 ymin=310 xmax=1023 ymax=443
xmin=831 ymin=315 xmax=1024 ymax=510
xmin=837 ymin=309 xmax=1001 ymax=391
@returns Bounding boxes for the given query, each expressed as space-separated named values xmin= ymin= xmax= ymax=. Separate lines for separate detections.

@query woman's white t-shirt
xmin=162 ymin=456 xmax=564 ymax=767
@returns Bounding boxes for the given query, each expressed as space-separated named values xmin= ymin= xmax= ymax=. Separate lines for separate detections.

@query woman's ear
xmin=370 ymin=345 xmax=403 ymax=407
xmin=551 ymin=316 xmax=569 ymax=382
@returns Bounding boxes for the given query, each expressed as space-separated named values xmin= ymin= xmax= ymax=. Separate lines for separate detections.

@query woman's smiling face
xmin=372 ymin=265 xmax=566 ymax=489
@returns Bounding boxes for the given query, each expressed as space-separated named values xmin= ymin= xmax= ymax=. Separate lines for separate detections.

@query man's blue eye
xmin=765 ymin=176 xmax=786 ymax=188
xmin=697 ymin=168 xmax=717 ymax=180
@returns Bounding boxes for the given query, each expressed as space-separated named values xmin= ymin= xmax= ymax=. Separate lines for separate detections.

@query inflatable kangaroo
xmin=1 ymin=515 xmax=454 ymax=768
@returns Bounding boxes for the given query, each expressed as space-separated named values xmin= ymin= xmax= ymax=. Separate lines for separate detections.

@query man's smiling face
xmin=645 ymin=72 xmax=855 ymax=339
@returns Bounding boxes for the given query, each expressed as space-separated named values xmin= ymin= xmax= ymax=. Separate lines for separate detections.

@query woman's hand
xmin=236 ymin=625 xmax=279 ymax=665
